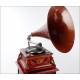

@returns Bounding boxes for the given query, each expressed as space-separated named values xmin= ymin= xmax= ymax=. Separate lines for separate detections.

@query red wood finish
xmin=17 ymin=48 xmax=58 ymax=74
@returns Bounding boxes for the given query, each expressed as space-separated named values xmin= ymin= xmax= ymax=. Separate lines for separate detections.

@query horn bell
xmin=31 ymin=6 xmax=75 ymax=53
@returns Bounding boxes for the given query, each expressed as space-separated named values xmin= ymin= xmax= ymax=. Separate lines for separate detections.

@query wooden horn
xmin=31 ymin=6 xmax=75 ymax=53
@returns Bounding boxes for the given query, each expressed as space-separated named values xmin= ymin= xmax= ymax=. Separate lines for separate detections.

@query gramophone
xmin=17 ymin=6 xmax=75 ymax=74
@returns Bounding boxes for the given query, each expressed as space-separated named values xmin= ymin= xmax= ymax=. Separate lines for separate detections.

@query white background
xmin=1 ymin=6 xmax=80 ymax=74
xmin=0 ymin=0 xmax=79 ymax=6
xmin=0 ymin=74 xmax=80 ymax=80
xmin=0 ymin=7 xmax=1 ymax=72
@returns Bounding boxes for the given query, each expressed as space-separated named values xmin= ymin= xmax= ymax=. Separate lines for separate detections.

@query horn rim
xmin=47 ymin=6 xmax=75 ymax=53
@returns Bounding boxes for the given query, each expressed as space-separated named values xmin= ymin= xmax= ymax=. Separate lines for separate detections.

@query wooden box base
xmin=17 ymin=48 xmax=59 ymax=74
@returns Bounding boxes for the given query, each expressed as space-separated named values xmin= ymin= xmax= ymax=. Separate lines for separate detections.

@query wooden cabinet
xmin=17 ymin=48 xmax=59 ymax=74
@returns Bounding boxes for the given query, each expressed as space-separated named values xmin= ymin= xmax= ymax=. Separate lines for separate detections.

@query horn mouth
xmin=48 ymin=6 xmax=75 ymax=53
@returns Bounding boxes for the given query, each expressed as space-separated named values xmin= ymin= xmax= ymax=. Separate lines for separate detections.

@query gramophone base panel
xmin=17 ymin=47 xmax=58 ymax=74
